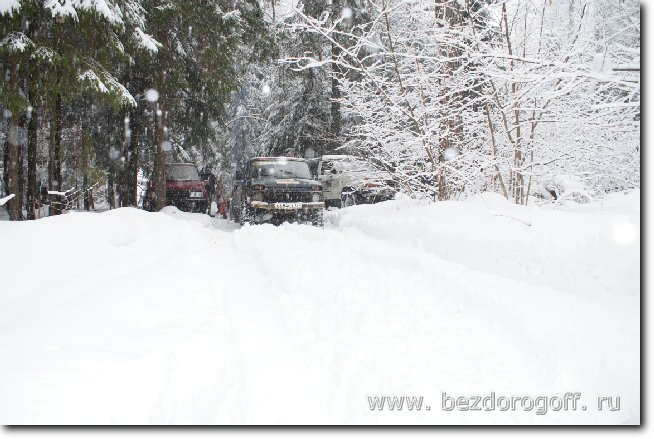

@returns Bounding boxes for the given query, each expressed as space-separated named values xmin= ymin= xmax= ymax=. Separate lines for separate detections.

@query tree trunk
xmin=49 ymin=94 xmax=62 ymax=215
xmin=54 ymin=96 xmax=62 ymax=195
xmin=119 ymin=107 xmax=130 ymax=207
xmin=107 ymin=168 xmax=116 ymax=209
xmin=81 ymin=124 xmax=91 ymax=211
xmin=18 ymin=113 xmax=25 ymax=213
xmin=27 ymin=106 xmax=37 ymax=220
xmin=121 ymin=108 xmax=141 ymax=207
xmin=83 ymin=174 xmax=89 ymax=211
xmin=154 ymin=103 xmax=166 ymax=211
xmin=7 ymin=113 xmax=23 ymax=220
xmin=330 ymin=0 xmax=342 ymax=152
xmin=2 ymin=137 xmax=8 ymax=197
xmin=6 ymin=59 xmax=23 ymax=221
xmin=48 ymin=105 xmax=55 ymax=206
xmin=153 ymin=32 xmax=168 ymax=211
xmin=499 ymin=2 xmax=525 ymax=204
xmin=436 ymin=0 xmax=463 ymax=201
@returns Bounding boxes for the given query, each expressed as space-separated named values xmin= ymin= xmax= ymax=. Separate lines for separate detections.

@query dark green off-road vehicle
xmin=230 ymin=157 xmax=325 ymax=226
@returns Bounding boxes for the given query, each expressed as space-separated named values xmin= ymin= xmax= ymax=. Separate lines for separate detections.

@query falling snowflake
xmin=8 ymin=127 xmax=25 ymax=145
xmin=443 ymin=147 xmax=457 ymax=161
xmin=342 ymin=7 xmax=353 ymax=20
xmin=261 ymin=84 xmax=271 ymax=96
xmin=145 ymin=89 xmax=159 ymax=102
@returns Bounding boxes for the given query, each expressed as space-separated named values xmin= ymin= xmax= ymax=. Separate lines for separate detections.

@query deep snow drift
xmin=0 ymin=192 xmax=639 ymax=424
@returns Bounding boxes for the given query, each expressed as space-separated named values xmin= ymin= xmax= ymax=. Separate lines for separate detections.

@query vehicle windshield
xmin=250 ymin=159 xmax=311 ymax=179
xmin=322 ymin=158 xmax=375 ymax=174
xmin=165 ymin=164 xmax=200 ymax=181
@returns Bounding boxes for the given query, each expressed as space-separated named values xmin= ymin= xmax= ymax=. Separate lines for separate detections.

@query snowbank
xmin=0 ymin=194 xmax=639 ymax=424
xmin=328 ymin=191 xmax=640 ymax=299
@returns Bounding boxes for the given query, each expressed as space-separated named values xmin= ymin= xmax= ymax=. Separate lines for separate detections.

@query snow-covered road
xmin=0 ymin=193 xmax=640 ymax=424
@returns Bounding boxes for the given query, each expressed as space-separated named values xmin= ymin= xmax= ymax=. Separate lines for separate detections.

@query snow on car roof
xmin=250 ymin=157 xmax=306 ymax=161
xmin=321 ymin=155 xmax=353 ymax=160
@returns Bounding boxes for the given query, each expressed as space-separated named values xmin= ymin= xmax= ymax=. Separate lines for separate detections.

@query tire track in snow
xmin=204 ymin=216 xmax=637 ymax=423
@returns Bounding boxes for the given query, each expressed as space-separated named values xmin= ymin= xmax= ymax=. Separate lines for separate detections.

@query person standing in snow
xmin=216 ymin=176 xmax=229 ymax=219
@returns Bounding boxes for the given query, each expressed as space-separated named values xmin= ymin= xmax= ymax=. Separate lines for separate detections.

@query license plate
xmin=190 ymin=191 xmax=203 ymax=198
xmin=275 ymin=202 xmax=302 ymax=209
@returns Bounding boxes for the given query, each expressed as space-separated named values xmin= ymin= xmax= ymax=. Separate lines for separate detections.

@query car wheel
xmin=311 ymin=209 xmax=324 ymax=228
xmin=341 ymin=192 xmax=356 ymax=208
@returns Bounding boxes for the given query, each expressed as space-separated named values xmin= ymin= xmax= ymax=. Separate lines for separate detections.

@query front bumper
xmin=362 ymin=189 xmax=395 ymax=199
xmin=250 ymin=201 xmax=324 ymax=211
xmin=168 ymin=197 xmax=207 ymax=204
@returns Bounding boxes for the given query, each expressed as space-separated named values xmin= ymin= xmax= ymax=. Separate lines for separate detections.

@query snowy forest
xmin=0 ymin=0 xmax=640 ymax=220
xmin=0 ymin=0 xmax=641 ymax=426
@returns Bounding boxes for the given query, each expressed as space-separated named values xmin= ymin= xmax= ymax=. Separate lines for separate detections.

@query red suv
xmin=143 ymin=163 xmax=210 ymax=213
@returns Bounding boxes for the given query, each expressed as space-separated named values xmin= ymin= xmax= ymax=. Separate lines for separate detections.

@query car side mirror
xmin=331 ymin=168 xmax=338 ymax=175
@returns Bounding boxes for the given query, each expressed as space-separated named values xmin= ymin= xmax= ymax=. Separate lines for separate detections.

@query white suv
xmin=316 ymin=155 xmax=398 ymax=208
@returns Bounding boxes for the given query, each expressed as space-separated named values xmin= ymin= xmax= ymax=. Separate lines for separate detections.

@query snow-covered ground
xmin=0 ymin=192 xmax=639 ymax=424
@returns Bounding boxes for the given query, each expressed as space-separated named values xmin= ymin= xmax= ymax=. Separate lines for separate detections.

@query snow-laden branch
xmin=280 ymin=0 xmax=639 ymax=202
xmin=0 ymin=194 xmax=15 ymax=207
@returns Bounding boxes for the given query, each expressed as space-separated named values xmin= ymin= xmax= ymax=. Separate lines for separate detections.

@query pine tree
xmin=140 ymin=0 xmax=269 ymax=210
xmin=1 ymin=1 xmax=143 ymax=218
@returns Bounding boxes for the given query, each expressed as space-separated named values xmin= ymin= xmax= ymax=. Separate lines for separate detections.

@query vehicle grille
xmin=264 ymin=191 xmax=313 ymax=203
xmin=166 ymin=189 xmax=189 ymax=199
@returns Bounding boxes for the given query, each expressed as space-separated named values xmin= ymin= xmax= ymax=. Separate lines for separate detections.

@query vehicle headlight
xmin=252 ymin=192 xmax=264 ymax=202
xmin=310 ymin=185 xmax=321 ymax=191
xmin=252 ymin=184 xmax=266 ymax=191
xmin=312 ymin=193 xmax=322 ymax=202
